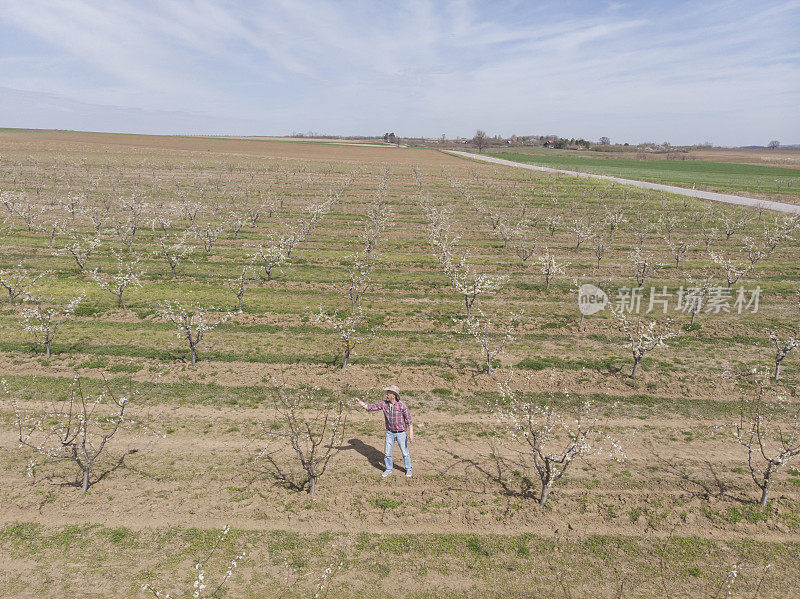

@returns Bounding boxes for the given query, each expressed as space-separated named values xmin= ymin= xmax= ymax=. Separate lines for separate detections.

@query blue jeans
xmin=384 ymin=431 xmax=411 ymax=473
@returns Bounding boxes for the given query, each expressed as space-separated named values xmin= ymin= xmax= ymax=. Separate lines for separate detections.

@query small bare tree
xmin=424 ymin=201 xmax=456 ymax=257
xmin=121 ymin=195 xmax=147 ymax=237
xmin=632 ymin=219 xmax=654 ymax=249
xmin=538 ymin=250 xmax=569 ymax=291
xmin=665 ymin=237 xmax=690 ymax=269
xmin=157 ymin=300 xmax=232 ymax=364
xmin=444 ymin=256 xmax=507 ymax=317
xmin=494 ymin=375 xmax=623 ymax=506
xmin=62 ymin=235 xmax=102 ymax=273
xmin=769 ymin=322 xmax=799 ymax=381
xmin=570 ymin=218 xmax=594 ymax=249
xmin=712 ymin=217 xmax=799 ymax=287
xmin=227 ymin=212 xmax=247 ymax=240
xmin=83 ymin=204 xmax=108 ymax=235
xmin=245 ymin=196 xmax=280 ymax=226
xmin=254 ymin=236 xmax=292 ymax=281
xmin=769 ymin=329 xmax=800 ymax=381
xmin=658 ymin=213 xmax=683 ymax=243
xmin=361 ymin=173 xmax=391 ymax=256
xmin=281 ymin=229 xmax=303 ymax=259
xmin=150 ymin=210 xmax=173 ymax=237
xmin=194 ymin=221 xmax=225 ymax=255
xmin=593 ymin=239 xmax=605 ymax=269
xmin=21 ymin=293 xmax=85 ymax=359
xmin=0 ymin=264 xmax=48 ymax=303
xmin=89 ymin=251 xmax=145 ymax=309
xmin=733 ymin=370 xmax=800 ymax=506
xmin=497 ymin=220 xmax=522 ymax=248
xmin=61 ymin=192 xmax=85 ymax=221
xmin=297 ymin=196 xmax=335 ymax=242
xmin=761 ymin=215 xmax=799 ymax=255
xmin=612 ymin=309 xmax=680 ymax=377
xmin=703 ymin=227 xmax=719 ymax=251
xmin=11 ymin=194 xmax=43 ymax=232
xmin=113 ymin=221 xmax=137 ymax=253
xmin=463 ymin=310 xmax=522 ymax=374
xmin=36 ymin=215 xmax=67 ymax=248
xmin=262 ymin=385 xmax=346 ymax=497
xmin=1 ymin=191 xmax=21 ymax=218
xmin=156 ymin=231 xmax=194 ymax=277
xmin=227 ymin=260 xmax=258 ymax=313
xmin=546 ymin=214 xmax=562 ymax=236
xmin=180 ymin=199 xmax=202 ymax=226
xmin=4 ymin=374 xmax=147 ymax=492
xmin=604 ymin=210 xmax=627 ymax=239
xmin=676 ymin=276 xmax=713 ymax=327
xmin=512 ymin=237 xmax=537 ymax=265
xmin=315 ymin=253 xmax=374 ymax=370
xmin=721 ymin=212 xmax=750 ymax=240
xmin=709 ymin=251 xmax=754 ymax=286
xmin=629 ymin=247 xmax=657 ymax=286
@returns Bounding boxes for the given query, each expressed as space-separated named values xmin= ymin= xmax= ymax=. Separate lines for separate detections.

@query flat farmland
xmin=1 ymin=130 xmax=799 ymax=598
xmin=486 ymin=147 xmax=800 ymax=203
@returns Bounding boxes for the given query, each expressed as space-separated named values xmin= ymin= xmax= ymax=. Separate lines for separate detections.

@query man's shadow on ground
xmin=340 ymin=438 xmax=404 ymax=472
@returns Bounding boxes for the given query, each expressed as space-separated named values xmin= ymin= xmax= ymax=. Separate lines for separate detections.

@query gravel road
xmin=447 ymin=151 xmax=800 ymax=215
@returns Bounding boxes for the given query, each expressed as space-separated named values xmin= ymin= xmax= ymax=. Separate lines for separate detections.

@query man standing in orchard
xmin=354 ymin=385 xmax=413 ymax=477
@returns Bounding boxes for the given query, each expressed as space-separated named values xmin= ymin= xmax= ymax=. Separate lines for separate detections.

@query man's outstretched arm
xmin=354 ymin=398 xmax=382 ymax=411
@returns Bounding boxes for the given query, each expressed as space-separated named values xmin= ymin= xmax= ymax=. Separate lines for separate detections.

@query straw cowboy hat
xmin=383 ymin=385 xmax=401 ymax=398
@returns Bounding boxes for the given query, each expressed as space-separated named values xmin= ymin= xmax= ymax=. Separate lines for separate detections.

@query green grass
xmin=486 ymin=150 xmax=800 ymax=197
xmin=2 ymin=523 xmax=797 ymax=598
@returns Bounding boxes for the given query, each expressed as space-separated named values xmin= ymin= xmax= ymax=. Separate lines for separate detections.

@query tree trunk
xmin=46 ymin=342 xmax=51 ymax=359
xmin=631 ymin=358 xmax=640 ymax=378
xmin=773 ymin=361 xmax=781 ymax=381
xmin=82 ymin=468 xmax=90 ymax=493
xmin=190 ymin=346 xmax=196 ymax=365
xmin=309 ymin=476 xmax=317 ymax=497
xmin=759 ymin=469 xmax=772 ymax=506
xmin=342 ymin=346 xmax=350 ymax=370
xmin=539 ymin=484 xmax=550 ymax=506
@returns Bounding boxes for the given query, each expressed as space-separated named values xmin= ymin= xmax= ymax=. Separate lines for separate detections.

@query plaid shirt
xmin=366 ymin=399 xmax=412 ymax=432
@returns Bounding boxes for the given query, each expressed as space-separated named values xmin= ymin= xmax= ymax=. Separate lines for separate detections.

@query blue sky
xmin=1 ymin=0 xmax=798 ymax=145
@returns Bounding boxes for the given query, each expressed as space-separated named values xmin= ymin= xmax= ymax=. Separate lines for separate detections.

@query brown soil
xmin=1 ymin=128 xmax=798 ymax=598
xmin=690 ymin=147 xmax=800 ymax=168
xmin=0 ymin=129 xmax=462 ymax=167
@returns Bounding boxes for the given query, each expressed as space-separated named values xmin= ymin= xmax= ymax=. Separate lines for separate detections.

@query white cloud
xmin=0 ymin=0 xmax=797 ymax=144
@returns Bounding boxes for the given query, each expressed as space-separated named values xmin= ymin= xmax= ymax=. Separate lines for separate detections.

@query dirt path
xmin=447 ymin=151 xmax=800 ymax=214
